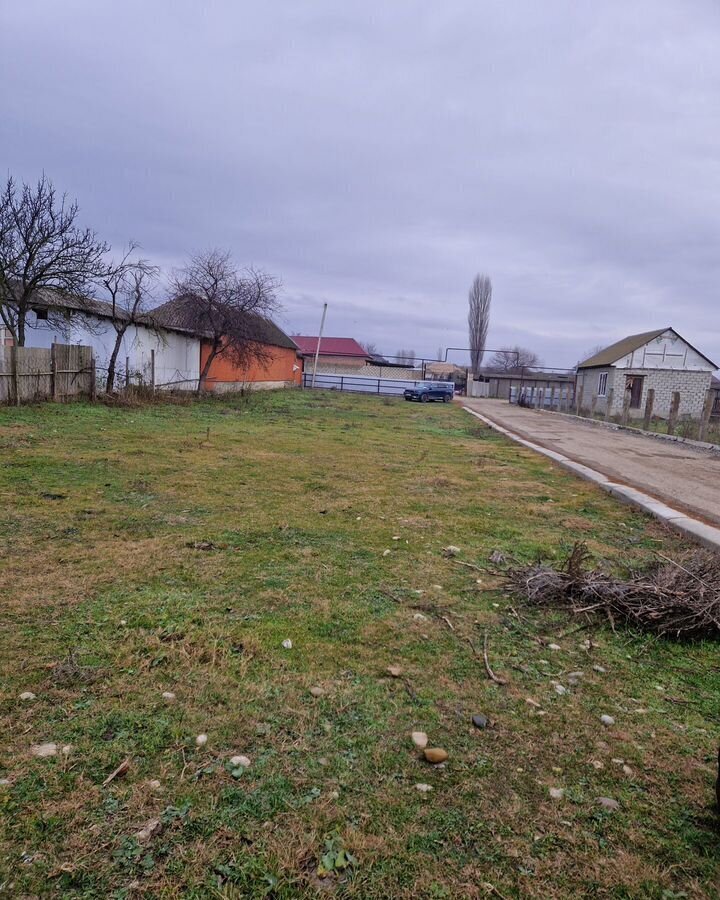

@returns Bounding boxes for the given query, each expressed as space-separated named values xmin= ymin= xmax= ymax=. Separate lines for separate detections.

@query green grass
xmin=0 ymin=390 xmax=718 ymax=898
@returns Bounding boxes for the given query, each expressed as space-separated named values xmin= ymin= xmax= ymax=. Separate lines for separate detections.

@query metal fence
xmin=303 ymin=372 xmax=455 ymax=397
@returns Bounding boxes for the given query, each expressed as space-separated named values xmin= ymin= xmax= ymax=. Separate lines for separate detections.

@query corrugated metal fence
xmin=303 ymin=372 xmax=455 ymax=397
xmin=0 ymin=345 xmax=94 ymax=405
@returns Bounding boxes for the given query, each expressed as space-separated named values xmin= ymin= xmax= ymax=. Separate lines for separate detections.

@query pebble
xmin=309 ymin=686 xmax=325 ymax=698
xmin=386 ymin=665 xmax=403 ymax=678
xmin=591 ymin=760 xmax=604 ymax=770
xmin=392 ymin=535 xmax=401 ymax=540
xmin=622 ymin=765 xmax=633 ymax=776
xmin=195 ymin=734 xmax=208 ymax=747
xmin=328 ymin=790 xmax=340 ymax=800
xmin=600 ymin=715 xmax=615 ymax=726
xmin=472 ymin=714 xmax=488 ymax=730
xmin=552 ymin=682 xmax=567 ymax=696
xmin=611 ymin=758 xmax=625 ymax=765
xmin=415 ymin=783 xmax=433 ymax=793
xmin=593 ymin=665 xmax=606 ymax=673
xmin=318 ymin=757 xmax=329 ymax=767
xmin=19 ymin=692 xmax=36 ymax=701
xmin=119 ymin=619 xmax=127 ymax=626
xmin=525 ymin=698 xmax=542 ymax=708
xmin=413 ymin=613 xmax=428 ymax=622
xmin=411 ymin=731 xmax=429 ymax=749
xmin=444 ymin=546 xmax=461 ymax=556
xmin=31 ymin=742 xmax=57 ymax=758
xmin=567 ymin=671 xmax=584 ymax=684
xmin=148 ymin=780 xmax=162 ymax=789
xmin=424 ymin=747 xmax=449 ymax=764
xmin=161 ymin=691 xmax=176 ymax=703
xmin=61 ymin=744 xmax=72 ymax=756
xmin=549 ymin=787 xmax=564 ymax=800
xmin=597 ymin=796 xmax=619 ymax=811
xmin=230 ymin=755 xmax=251 ymax=768
xmin=548 ymin=643 xmax=561 ymax=651
xmin=382 ymin=549 xmax=391 ymax=557
xmin=134 ymin=819 xmax=162 ymax=843
xmin=281 ymin=639 xmax=293 ymax=649
xmin=0 ymin=778 xmax=10 ymax=786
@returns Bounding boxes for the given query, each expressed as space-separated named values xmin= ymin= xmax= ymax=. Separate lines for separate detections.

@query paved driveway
xmin=463 ymin=399 xmax=720 ymax=527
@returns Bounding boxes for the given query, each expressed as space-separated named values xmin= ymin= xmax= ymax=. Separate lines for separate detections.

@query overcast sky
xmin=3 ymin=1 xmax=719 ymax=367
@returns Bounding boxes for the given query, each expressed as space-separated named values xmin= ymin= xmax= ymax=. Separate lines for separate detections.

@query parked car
xmin=403 ymin=383 xmax=453 ymax=403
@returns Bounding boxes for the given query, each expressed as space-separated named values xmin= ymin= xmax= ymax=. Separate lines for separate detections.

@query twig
xmin=440 ymin=615 xmax=455 ymax=631
xmin=102 ymin=757 xmax=131 ymax=787
xmin=482 ymin=632 xmax=508 ymax=685
xmin=652 ymin=550 xmax=710 ymax=588
xmin=403 ymin=679 xmax=420 ymax=702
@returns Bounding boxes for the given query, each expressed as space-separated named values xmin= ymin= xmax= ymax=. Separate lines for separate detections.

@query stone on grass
xmin=472 ymin=714 xmax=488 ymax=730
xmin=411 ymin=731 xmax=428 ymax=749
xmin=282 ymin=639 xmax=293 ymax=649
xmin=0 ymin=778 xmax=10 ymax=786
xmin=386 ymin=665 xmax=403 ymax=678
xmin=552 ymin=682 xmax=567 ymax=696
xmin=19 ymin=692 xmax=36 ymax=701
xmin=161 ymin=691 xmax=176 ymax=703
xmin=148 ymin=780 xmax=162 ymax=790
xmin=413 ymin=613 xmax=428 ymax=622
xmin=600 ymin=715 xmax=615 ymax=726
xmin=415 ymin=783 xmax=433 ymax=793
xmin=549 ymin=787 xmax=564 ymax=800
xmin=31 ymin=742 xmax=57 ymax=758
xmin=593 ymin=665 xmax=607 ymax=673
xmin=309 ymin=686 xmax=325 ymax=698
xmin=423 ymin=747 xmax=448 ymax=764
xmin=443 ymin=546 xmax=461 ymax=557
xmin=525 ymin=698 xmax=542 ymax=708
xmin=382 ymin=549 xmax=391 ymax=557
xmin=622 ymin=765 xmax=633 ymax=776
xmin=134 ymin=819 xmax=162 ymax=843
xmin=548 ymin=643 xmax=561 ymax=651
xmin=195 ymin=733 xmax=208 ymax=747
xmin=597 ymin=797 xmax=619 ymax=811
xmin=591 ymin=760 xmax=604 ymax=770
xmin=230 ymin=755 xmax=251 ymax=768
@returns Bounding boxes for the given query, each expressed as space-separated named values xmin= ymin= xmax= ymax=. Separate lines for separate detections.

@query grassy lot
xmin=0 ymin=390 xmax=718 ymax=899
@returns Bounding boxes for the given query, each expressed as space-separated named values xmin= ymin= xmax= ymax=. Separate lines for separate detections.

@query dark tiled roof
xmin=292 ymin=335 xmax=369 ymax=358
xmin=150 ymin=297 xmax=297 ymax=350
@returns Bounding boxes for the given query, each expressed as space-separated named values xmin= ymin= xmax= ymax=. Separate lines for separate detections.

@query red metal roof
xmin=293 ymin=335 xmax=369 ymax=358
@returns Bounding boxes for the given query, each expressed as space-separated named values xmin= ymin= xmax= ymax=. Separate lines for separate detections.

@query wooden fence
xmin=0 ymin=344 xmax=95 ymax=405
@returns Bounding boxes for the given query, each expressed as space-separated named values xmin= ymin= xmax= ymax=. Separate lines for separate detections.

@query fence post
xmin=621 ymin=389 xmax=631 ymax=425
xmin=537 ymin=387 xmax=544 ymax=410
xmin=575 ymin=384 xmax=584 ymax=415
xmin=125 ymin=356 xmax=130 ymax=390
xmin=90 ymin=358 xmax=97 ymax=402
xmin=698 ymin=389 xmax=714 ymax=442
xmin=340 ymin=376 xmax=344 ymax=391
xmin=642 ymin=388 xmax=655 ymax=431
xmin=605 ymin=388 xmax=614 ymax=421
xmin=11 ymin=346 xmax=20 ymax=407
xmin=51 ymin=344 xmax=59 ymax=401
xmin=590 ymin=394 xmax=597 ymax=418
xmin=150 ymin=349 xmax=156 ymax=393
xmin=667 ymin=391 xmax=680 ymax=436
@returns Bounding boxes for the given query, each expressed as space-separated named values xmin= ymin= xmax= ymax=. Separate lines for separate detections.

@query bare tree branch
xmin=488 ymin=345 xmax=542 ymax=372
xmin=468 ymin=274 xmax=492 ymax=373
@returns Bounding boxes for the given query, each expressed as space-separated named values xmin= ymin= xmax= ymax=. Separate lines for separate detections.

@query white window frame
xmin=597 ymin=372 xmax=608 ymax=397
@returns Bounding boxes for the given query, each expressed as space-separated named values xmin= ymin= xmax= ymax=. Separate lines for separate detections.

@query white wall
xmin=615 ymin=330 xmax=714 ymax=371
xmin=23 ymin=310 xmax=200 ymax=389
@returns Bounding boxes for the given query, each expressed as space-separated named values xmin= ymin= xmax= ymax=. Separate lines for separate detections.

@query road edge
xmin=463 ymin=405 xmax=720 ymax=552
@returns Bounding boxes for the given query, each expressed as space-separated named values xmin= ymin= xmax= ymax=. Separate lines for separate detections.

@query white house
xmin=576 ymin=328 xmax=717 ymax=419
xmin=13 ymin=292 xmax=200 ymax=390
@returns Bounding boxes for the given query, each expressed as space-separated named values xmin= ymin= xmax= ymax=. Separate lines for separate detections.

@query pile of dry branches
xmin=505 ymin=543 xmax=720 ymax=641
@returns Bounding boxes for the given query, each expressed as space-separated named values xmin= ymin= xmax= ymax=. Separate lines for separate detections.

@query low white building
xmin=576 ymin=328 xmax=717 ymax=419
xmin=15 ymin=292 xmax=200 ymax=390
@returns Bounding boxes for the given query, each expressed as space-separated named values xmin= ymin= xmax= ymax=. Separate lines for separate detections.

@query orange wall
xmin=201 ymin=340 xmax=301 ymax=389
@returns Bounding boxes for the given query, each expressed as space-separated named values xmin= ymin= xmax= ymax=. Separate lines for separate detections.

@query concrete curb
xmin=463 ymin=405 xmax=720 ymax=551
xmin=533 ymin=406 xmax=720 ymax=455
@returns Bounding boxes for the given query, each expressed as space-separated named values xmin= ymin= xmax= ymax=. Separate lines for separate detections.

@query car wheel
xmin=443 ymin=395 xmax=450 ymax=402
xmin=420 ymin=394 xmax=429 ymax=403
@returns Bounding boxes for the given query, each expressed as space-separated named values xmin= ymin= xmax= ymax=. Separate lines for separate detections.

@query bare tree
xmin=468 ymin=274 xmax=492 ymax=373
xmin=361 ymin=341 xmax=379 ymax=356
xmin=99 ymin=245 xmax=160 ymax=392
xmin=575 ymin=344 xmax=605 ymax=369
xmin=0 ymin=174 xmax=109 ymax=345
xmin=489 ymin=345 xmax=541 ymax=372
xmin=396 ymin=348 xmax=416 ymax=366
xmin=167 ymin=250 xmax=280 ymax=392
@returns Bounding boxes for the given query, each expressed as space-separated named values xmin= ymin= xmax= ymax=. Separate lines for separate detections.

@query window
xmin=597 ymin=372 xmax=608 ymax=397
xmin=33 ymin=307 xmax=48 ymax=321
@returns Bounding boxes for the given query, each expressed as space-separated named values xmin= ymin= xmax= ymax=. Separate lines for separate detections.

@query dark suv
xmin=403 ymin=384 xmax=454 ymax=403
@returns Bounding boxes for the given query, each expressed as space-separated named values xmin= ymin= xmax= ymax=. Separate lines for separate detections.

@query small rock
xmin=230 ymin=755 xmax=251 ymax=768
xmin=392 ymin=535 xmax=401 ymax=540
xmin=472 ymin=714 xmax=488 ymax=730
xmin=600 ymin=715 xmax=615 ymax=726
xmin=309 ymin=686 xmax=325 ymax=698
xmin=318 ymin=757 xmax=329 ymax=767
xmin=415 ymin=783 xmax=433 ymax=793
xmin=281 ymin=639 xmax=293 ymax=649
xmin=382 ymin=549 xmax=391 ymax=557
xmin=413 ymin=613 xmax=428 ymax=622
xmin=119 ymin=619 xmax=127 ymax=626
xmin=328 ymin=790 xmax=339 ymax=800
xmin=622 ymin=765 xmax=633 ymax=776
xmin=412 ymin=731 xmax=429 ymax=749
xmin=424 ymin=747 xmax=449 ymax=764
xmin=489 ymin=550 xmax=506 ymax=564
xmin=386 ymin=665 xmax=403 ymax=678
xmin=567 ymin=671 xmax=584 ymax=684
xmin=525 ymin=698 xmax=542 ymax=708
xmin=549 ymin=787 xmax=564 ymax=800
xmin=591 ymin=760 xmax=604 ymax=770
xmin=593 ymin=664 xmax=606 ymax=673
xmin=161 ymin=691 xmax=176 ymax=703
xmin=548 ymin=643 xmax=561 ymax=651
xmin=552 ymin=682 xmax=567 ymax=696
xmin=61 ymin=744 xmax=72 ymax=756
xmin=0 ymin=778 xmax=10 ymax=786
xmin=134 ymin=819 xmax=162 ymax=843
xmin=148 ymin=780 xmax=162 ymax=789
xmin=597 ymin=796 xmax=619 ymax=811
xmin=195 ymin=733 xmax=208 ymax=747
xmin=19 ymin=692 xmax=36 ymax=701
xmin=443 ymin=546 xmax=461 ymax=557
xmin=31 ymin=742 xmax=57 ymax=758
xmin=611 ymin=758 xmax=625 ymax=766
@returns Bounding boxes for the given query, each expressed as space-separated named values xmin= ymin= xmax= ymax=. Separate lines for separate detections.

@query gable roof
xmin=577 ymin=328 xmax=717 ymax=370
xmin=292 ymin=335 xmax=369 ymax=358
xmin=150 ymin=297 xmax=297 ymax=350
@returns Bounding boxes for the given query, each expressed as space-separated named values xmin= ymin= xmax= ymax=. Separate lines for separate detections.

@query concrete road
xmin=463 ymin=399 xmax=720 ymax=527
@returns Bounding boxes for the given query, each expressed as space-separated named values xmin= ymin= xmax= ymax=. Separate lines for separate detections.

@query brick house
xmin=576 ymin=328 xmax=717 ymax=419
xmin=293 ymin=336 xmax=371 ymax=371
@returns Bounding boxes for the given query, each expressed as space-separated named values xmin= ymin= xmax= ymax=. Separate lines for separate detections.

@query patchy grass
xmin=0 ymin=390 xmax=718 ymax=898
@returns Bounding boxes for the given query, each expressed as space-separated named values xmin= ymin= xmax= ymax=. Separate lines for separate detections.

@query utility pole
xmin=310 ymin=302 xmax=327 ymax=389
